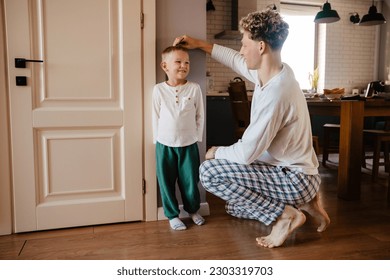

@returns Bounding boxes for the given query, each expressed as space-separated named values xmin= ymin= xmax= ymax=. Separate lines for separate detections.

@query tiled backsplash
xmin=206 ymin=0 xmax=381 ymax=94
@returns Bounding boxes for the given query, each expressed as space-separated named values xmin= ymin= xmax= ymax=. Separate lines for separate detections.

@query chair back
xmin=385 ymin=117 xmax=390 ymax=131
xmin=228 ymin=77 xmax=250 ymax=139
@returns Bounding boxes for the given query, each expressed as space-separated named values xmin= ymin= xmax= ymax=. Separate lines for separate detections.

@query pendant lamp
xmin=206 ymin=0 xmax=216 ymax=11
xmin=359 ymin=1 xmax=386 ymax=26
xmin=314 ymin=1 xmax=340 ymax=24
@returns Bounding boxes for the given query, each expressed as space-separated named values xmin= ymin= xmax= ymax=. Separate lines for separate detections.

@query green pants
xmin=155 ymin=142 xmax=201 ymax=220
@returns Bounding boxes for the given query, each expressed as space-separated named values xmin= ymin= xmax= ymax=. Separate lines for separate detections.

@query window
xmin=280 ymin=4 xmax=319 ymax=90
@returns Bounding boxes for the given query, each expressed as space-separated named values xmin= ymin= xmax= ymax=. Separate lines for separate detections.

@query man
xmin=174 ymin=8 xmax=330 ymax=248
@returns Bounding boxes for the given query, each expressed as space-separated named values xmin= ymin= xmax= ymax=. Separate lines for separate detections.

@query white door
xmin=4 ymin=0 xmax=144 ymax=232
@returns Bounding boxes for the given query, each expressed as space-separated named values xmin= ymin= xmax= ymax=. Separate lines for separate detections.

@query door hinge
xmin=142 ymin=178 xmax=146 ymax=195
xmin=140 ymin=12 xmax=144 ymax=29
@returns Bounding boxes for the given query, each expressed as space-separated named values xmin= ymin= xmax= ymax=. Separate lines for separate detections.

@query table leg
xmin=338 ymin=101 xmax=364 ymax=200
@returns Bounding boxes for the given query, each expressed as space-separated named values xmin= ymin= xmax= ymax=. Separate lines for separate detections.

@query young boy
xmin=152 ymin=45 xmax=205 ymax=230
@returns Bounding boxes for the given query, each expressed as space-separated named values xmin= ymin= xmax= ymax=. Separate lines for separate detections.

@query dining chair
xmin=322 ymin=123 xmax=340 ymax=166
xmin=228 ymin=78 xmax=250 ymax=140
xmin=362 ymin=118 xmax=390 ymax=181
xmin=387 ymin=168 xmax=390 ymax=202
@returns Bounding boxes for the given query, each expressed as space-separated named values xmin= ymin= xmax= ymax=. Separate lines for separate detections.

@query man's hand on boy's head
xmin=173 ymin=35 xmax=188 ymax=47
xmin=173 ymin=35 xmax=187 ymax=46
xmin=173 ymin=35 xmax=198 ymax=49
xmin=173 ymin=35 xmax=213 ymax=54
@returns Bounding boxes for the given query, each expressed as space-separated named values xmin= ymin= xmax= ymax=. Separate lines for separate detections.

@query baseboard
xmin=157 ymin=202 xmax=210 ymax=220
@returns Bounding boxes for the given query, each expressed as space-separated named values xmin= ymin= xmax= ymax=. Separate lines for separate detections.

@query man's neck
xmin=257 ymin=52 xmax=283 ymax=86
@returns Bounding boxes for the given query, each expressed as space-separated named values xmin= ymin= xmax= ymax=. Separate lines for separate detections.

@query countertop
xmin=207 ymin=91 xmax=253 ymax=97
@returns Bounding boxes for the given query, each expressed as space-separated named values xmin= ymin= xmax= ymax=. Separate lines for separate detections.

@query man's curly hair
xmin=239 ymin=9 xmax=289 ymax=50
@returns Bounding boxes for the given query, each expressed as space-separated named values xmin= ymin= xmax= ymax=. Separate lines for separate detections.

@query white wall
xmin=205 ymin=0 xmax=274 ymax=93
xmin=156 ymin=0 xmax=208 ymax=215
xmin=318 ymin=0 xmax=380 ymax=92
xmin=379 ymin=0 xmax=390 ymax=82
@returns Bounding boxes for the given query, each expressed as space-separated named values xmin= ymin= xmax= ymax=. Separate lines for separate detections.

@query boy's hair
xmin=161 ymin=45 xmax=189 ymax=61
xmin=239 ymin=8 xmax=289 ymax=50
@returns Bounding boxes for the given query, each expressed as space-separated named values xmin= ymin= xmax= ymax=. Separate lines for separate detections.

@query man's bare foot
xmin=298 ymin=194 xmax=330 ymax=232
xmin=256 ymin=205 xmax=306 ymax=248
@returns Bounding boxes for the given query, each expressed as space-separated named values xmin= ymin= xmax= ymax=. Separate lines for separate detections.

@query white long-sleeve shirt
xmin=212 ymin=44 xmax=319 ymax=175
xmin=152 ymin=81 xmax=204 ymax=147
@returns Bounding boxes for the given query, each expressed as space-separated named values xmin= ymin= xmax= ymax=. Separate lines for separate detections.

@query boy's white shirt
xmin=152 ymin=81 xmax=204 ymax=147
xmin=212 ymin=44 xmax=319 ymax=175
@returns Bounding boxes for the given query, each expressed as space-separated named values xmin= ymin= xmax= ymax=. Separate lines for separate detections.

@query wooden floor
xmin=1 ymin=155 xmax=389 ymax=260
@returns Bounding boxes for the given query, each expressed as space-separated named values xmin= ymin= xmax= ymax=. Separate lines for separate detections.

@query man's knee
xmin=199 ymin=160 xmax=212 ymax=174
xmin=199 ymin=160 xmax=208 ymax=173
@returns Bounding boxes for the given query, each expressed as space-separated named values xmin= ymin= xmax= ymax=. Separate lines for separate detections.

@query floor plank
xmin=0 ymin=154 xmax=389 ymax=260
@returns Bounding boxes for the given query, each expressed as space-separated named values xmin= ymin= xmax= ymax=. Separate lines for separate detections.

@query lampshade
xmin=359 ymin=3 xmax=386 ymax=26
xmin=314 ymin=1 xmax=340 ymax=24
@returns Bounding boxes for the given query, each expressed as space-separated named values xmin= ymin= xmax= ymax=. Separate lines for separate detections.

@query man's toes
xmin=256 ymin=236 xmax=271 ymax=248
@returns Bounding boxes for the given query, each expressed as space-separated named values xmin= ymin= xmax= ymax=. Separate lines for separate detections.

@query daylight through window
xmin=281 ymin=4 xmax=319 ymax=90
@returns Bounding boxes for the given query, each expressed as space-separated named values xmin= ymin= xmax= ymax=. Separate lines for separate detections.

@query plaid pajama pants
xmin=199 ymin=159 xmax=321 ymax=225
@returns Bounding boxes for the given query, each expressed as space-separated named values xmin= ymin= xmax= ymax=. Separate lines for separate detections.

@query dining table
xmin=306 ymin=97 xmax=390 ymax=200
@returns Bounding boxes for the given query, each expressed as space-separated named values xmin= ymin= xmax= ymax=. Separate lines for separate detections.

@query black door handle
xmin=15 ymin=58 xmax=44 ymax=68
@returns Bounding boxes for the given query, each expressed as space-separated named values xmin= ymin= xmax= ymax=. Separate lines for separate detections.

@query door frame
xmin=0 ymin=0 xmax=13 ymax=235
xmin=142 ymin=0 xmax=157 ymax=222
xmin=0 ymin=0 xmax=157 ymax=235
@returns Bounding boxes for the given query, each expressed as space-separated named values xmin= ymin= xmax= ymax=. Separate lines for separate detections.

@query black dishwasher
xmin=206 ymin=96 xmax=236 ymax=147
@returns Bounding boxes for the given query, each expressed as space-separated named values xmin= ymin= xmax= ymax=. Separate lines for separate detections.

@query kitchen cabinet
xmin=207 ymin=96 xmax=236 ymax=147
xmin=207 ymin=96 xmax=378 ymax=149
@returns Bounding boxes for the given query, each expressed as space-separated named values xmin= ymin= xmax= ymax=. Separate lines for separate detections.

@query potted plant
xmin=309 ymin=67 xmax=319 ymax=93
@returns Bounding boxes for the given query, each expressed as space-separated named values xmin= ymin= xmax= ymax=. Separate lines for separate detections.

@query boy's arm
xmin=151 ymin=86 xmax=160 ymax=144
xmin=195 ymin=85 xmax=204 ymax=142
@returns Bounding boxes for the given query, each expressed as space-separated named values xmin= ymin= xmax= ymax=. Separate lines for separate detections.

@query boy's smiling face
xmin=161 ymin=50 xmax=190 ymax=84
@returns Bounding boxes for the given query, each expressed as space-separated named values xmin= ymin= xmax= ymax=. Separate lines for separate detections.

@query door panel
xmin=31 ymin=0 xmax=120 ymax=105
xmin=5 ymin=0 xmax=143 ymax=232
